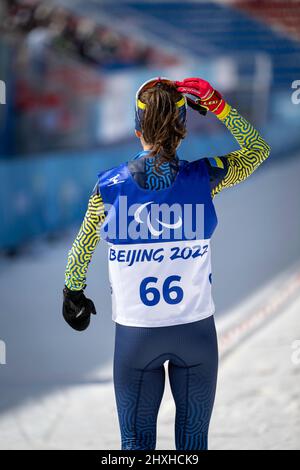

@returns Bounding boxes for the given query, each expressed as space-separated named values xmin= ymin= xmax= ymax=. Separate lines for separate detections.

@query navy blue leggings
xmin=113 ymin=316 xmax=218 ymax=450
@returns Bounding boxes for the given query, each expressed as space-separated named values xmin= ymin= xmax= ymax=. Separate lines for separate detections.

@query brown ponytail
xmin=139 ymin=82 xmax=187 ymax=172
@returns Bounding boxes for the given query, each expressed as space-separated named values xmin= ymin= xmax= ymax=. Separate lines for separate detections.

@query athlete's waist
xmin=113 ymin=310 xmax=214 ymax=328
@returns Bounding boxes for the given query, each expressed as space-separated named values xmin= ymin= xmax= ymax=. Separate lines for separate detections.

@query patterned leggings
xmin=113 ymin=316 xmax=218 ymax=450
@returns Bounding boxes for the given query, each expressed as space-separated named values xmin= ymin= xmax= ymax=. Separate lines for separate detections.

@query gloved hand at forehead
xmin=175 ymin=77 xmax=227 ymax=116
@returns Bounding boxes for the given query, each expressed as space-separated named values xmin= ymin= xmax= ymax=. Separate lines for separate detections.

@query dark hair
xmin=139 ymin=82 xmax=187 ymax=172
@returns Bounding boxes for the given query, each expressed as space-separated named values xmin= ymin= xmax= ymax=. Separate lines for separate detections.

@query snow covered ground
xmin=210 ymin=285 xmax=300 ymax=450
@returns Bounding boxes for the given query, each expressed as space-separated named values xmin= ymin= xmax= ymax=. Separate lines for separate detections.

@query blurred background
xmin=0 ymin=0 xmax=300 ymax=450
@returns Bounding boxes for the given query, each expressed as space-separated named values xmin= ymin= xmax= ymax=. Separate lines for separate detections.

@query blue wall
xmin=0 ymin=143 xmax=136 ymax=249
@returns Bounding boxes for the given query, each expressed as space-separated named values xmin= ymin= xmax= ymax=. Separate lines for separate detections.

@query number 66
xmin=140 ymin=275 xmax=183 ymax=306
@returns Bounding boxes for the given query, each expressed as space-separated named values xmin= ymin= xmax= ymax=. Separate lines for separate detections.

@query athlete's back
xmin=98 ymin=154 xmax=217 ymax=327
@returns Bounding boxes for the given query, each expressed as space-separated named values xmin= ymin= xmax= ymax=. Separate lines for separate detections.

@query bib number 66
xmin=140 ymin=275 xmax=183 ymax=307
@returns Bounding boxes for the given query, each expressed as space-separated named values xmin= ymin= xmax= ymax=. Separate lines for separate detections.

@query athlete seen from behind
xmin=63 ymin=76 xmax=270 ymax=450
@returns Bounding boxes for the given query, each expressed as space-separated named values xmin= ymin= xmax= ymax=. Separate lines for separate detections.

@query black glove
xmin=62 ymin=286 xmax=96 ymax=331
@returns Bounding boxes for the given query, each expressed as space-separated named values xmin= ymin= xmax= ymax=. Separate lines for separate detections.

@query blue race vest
xmin=98 ymin=158 xmax=218 ymax=327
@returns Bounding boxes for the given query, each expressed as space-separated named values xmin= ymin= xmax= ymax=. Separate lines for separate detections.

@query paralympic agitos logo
xmin=100 ymin=196 xmax=205 ymax=241
xmin=135 ymin=201 xmax=182 ymax=236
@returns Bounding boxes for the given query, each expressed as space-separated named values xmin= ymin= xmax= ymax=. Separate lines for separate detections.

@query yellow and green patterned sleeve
xmin=205 ymin=106 xmax=271 ymax=198
xmin=64 ymin=191 xmax=106 ymax=291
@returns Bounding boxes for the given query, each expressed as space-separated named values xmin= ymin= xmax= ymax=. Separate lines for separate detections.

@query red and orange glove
xmin=175 ymin=77 xmax=230 ymax=119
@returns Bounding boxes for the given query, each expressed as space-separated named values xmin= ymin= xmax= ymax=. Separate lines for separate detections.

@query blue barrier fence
xmin=0 ymin=141 xmax=135 ymax=249
xmin=0 ymin=119 xmax=299 ymax=250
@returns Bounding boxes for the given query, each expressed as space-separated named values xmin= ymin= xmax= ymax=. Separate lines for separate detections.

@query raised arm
xmin=176 ymin=77 xmax=271 ymax=198
xmin=205 ymin=107 xmax=271 ymax=198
